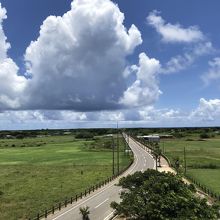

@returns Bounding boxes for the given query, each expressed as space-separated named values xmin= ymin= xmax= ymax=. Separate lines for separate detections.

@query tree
xmin=79 ymin=206 xmax=90 ymax=220
xmin=111 ymin=170 xmax=220 ymax=220
xmin=152 ymin=143 xmax=162 ymax=169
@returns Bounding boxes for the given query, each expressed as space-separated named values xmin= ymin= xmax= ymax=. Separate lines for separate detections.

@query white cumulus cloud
xmin=201 ymin=58 xmax=220 ymax=86
xmin=119 ymin=53 xmax=161 ymax=107
xmin=147 ymin=10 xmax=215 ymax=75
xmin=147 ymin=10 xmax=204 ymax=43
xmin=190 ymin=98 xmax=220 ymax=122
xmin=0 ymin=3 xmax=27 ymax=110
xmin=161 ymin=42 xmax=214 ymax=74
xmin=23 ymin=0 xmax=144 ymax=111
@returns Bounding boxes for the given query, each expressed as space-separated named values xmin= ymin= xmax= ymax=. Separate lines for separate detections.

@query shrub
xmin=75 ymin=132 xmax=94 ymax=139
xmin=200 ymin=133 xmax=210 ymax=139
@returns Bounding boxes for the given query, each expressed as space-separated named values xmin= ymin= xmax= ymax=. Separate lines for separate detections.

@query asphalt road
xmin=46 ymin=134 xmax=155 ymax=220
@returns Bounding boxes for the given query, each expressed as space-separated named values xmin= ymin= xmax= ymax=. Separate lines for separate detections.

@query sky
xmin=0 ymin=0 xmax=220 ymax=130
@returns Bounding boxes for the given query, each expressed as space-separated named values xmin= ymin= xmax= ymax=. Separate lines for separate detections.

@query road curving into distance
xmin=46 ymin=134 xmax=155 ymax=220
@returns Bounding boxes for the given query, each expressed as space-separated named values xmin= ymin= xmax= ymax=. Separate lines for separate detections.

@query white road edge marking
xmin=94 ymin=198 xmax=109 ymax=209
xmin=103 ymin=211 xmax=114 ymax=220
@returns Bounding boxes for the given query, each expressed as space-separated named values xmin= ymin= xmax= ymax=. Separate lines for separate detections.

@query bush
xmin=190 ymin=163 xmax=218 ymax=169
xmin=200 ymin=133 xmax=210 ymax=139
xmin=0 ymin=190 xmax=4 ymax=196
xmin=16 ymin=134 xmax=25 ymax=139
xmin=75 ymin=132 xmax=94 ymax=139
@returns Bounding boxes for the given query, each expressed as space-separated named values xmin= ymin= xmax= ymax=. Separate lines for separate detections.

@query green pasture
xmin=0 ymin=134 xmax=131 ymax=220
xmin=162 ymin=137 xmax=220 ymax=194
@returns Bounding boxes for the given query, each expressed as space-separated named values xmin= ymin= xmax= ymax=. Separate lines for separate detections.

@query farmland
xmin=161 ymin=133 xmax=220 ymax=195
xmin=0 ymin=133 xmax=131 ymax=220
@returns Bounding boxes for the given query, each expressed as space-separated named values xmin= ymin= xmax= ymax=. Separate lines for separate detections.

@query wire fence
xmin=184 ymin=173 xmax=220 ymax=202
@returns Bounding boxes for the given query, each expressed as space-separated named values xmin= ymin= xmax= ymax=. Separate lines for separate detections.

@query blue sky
xmin=0 ymin=0 xmax=220 ymax=129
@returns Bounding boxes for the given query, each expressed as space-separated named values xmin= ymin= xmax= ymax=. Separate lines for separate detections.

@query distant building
xmin=63 ymin=132 xmax=71 ymax=135
xmin=5 ymin=135 xmax=15 ymax=139
xmin=137 ymin=135 xmax=160 ymax=143
xmin=159 ymin=134 xmax=173 ymax=139
xmin=105 ymin=134 xmax=113 ymax=137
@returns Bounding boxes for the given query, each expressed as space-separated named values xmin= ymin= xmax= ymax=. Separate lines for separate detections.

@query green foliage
xmin=79 ymin=206 xmax=90 ymax=220
xmin=111 ymin=170 xmax=220 ymax=220
xmin=200 ymin=133 xmax=210 ymax=139
xmin=75 ymin=132 xmax=94 ymax=139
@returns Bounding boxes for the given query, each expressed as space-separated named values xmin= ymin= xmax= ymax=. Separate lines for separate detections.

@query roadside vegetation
xmin=111 ymin=170 xmax=220 ymax=220
xmin=0 ymin=129 xmax=132 ymax=220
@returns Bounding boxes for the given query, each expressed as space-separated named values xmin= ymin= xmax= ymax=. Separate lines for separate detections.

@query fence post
xmin=65 ymin=199 xmax=67 ymax=207
xmin=81 ymin=192 xmax=83 ymax=199
xmin=37 ymin=213 xmax=40 ymax=220
xmin=45 ymin=210 xmax=48 ymax=218
xmin=93 ymin=186 xmax=95 ymax=192
xmin=52 ymin=206 xmax=55 ymax=214
xmin=76 ymin=194 xmax=78 ymax=201
xmin=85 ymin=190 xmax=87 ymax=196
xmin=59 ymin=203 xmax=61 ymax=211
xmin=71 ymin=197 xmax=73 ymax=204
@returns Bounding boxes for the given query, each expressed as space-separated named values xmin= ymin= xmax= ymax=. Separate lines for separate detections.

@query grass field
xmin=0 ymin=134 xmax=131 ymax=220
xmin=162 ymin=136 xmax=220 ymax=195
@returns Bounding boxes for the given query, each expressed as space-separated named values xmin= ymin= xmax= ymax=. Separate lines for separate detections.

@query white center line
xmin=95 ymin=198 xmax=109 ymax=209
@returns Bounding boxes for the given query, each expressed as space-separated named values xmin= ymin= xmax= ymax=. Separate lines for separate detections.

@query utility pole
xmin=124 ymin=137 xmax=126 ymax=156
xmin=184 ymin=146 xmax=186 ymax=174
xmin=112 ymin=135 xmax=115 ymax=175
xmin=128 ymin=131 xmax=130 ymax=146
xmin=155 ymin=155 xmax=158 ymax=171
xmin=117 ymin=121 xmax=119 ymax=174
xmin=163 ymin=141 xmax=165 ymax=154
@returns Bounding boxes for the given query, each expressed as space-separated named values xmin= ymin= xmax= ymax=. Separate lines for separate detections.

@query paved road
xmin=46 ymin=134 xmax=155 ymax=220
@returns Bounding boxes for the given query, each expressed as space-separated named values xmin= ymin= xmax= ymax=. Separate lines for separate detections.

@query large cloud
xmin=23 ymin=0 xmax=146 ymax=111
xmin=0 ymin=4 xmax=26 ymax=110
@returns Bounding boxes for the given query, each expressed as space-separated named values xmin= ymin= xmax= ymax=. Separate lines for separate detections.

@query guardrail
xmin=29 ymin=134 xmax=134 ymax=220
